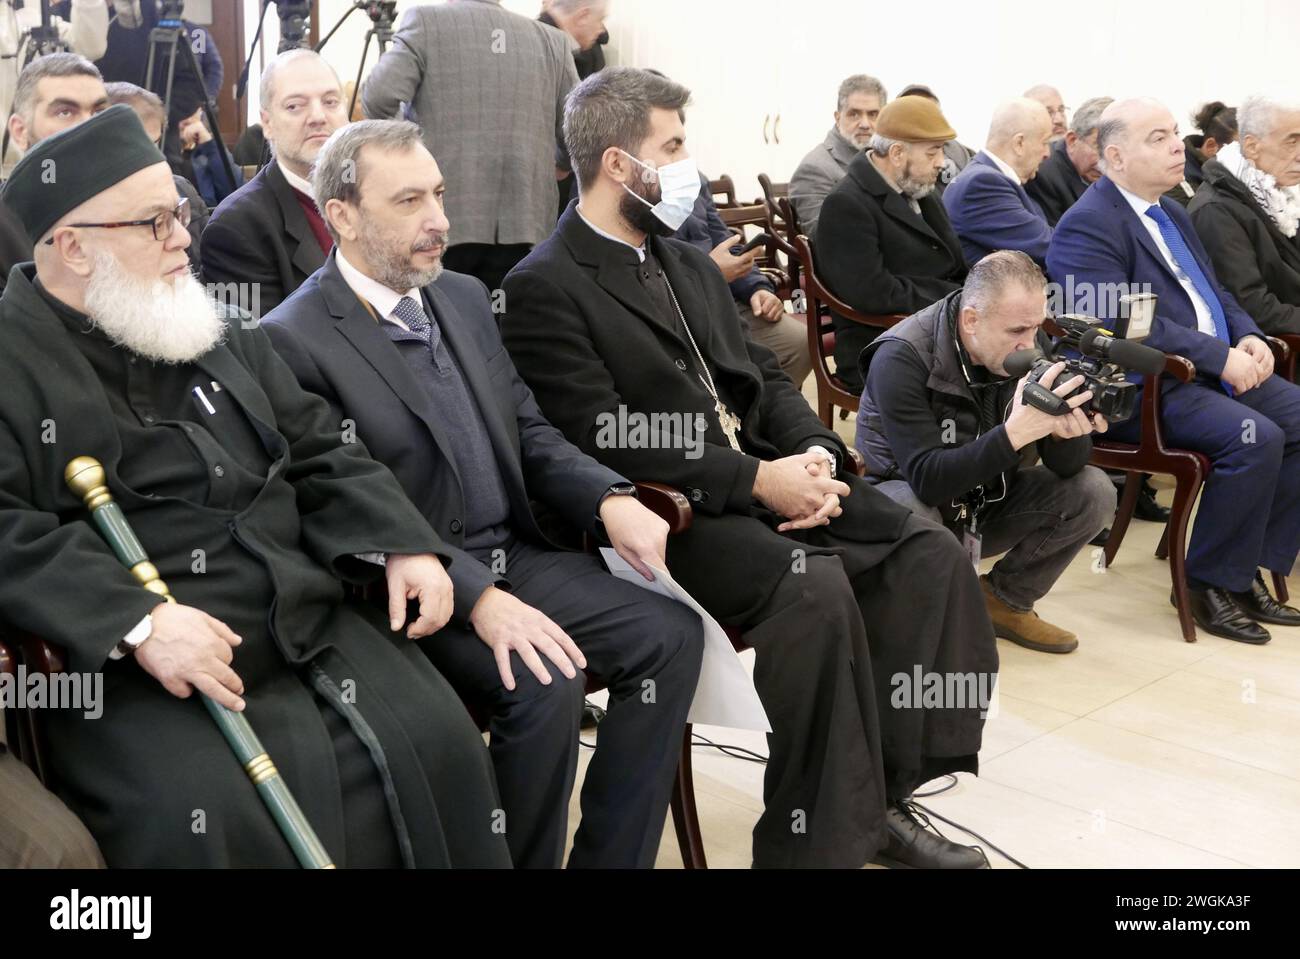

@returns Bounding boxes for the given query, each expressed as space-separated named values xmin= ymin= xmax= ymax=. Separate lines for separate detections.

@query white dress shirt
xmin=1113 ymin=182 xmax=1217 ymax=338
xmin=983 ymin=149 xmax=1022 ymax=185
xmin=278 ymin=159 xmax=315 ymax=199
xmin=335 ymin=249 xmax=420 ymax=331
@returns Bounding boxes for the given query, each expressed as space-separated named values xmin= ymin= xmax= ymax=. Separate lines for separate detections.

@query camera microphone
xmin=1077 ymin=328 xmax=1166 ymax=377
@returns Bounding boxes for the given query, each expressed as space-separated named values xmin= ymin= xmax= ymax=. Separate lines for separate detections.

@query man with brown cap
xmin=0 ymin=105 xmax=511 ymax=868
xmin=502 ymin=67 xmax=997 ymax=869
xmin=816 ymin=95 xmax=968 ymax=393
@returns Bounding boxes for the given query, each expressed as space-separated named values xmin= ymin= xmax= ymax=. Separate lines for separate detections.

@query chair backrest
xmin=708 ymin=175 xmax=738 ymax=209
xmin=794 ymin=233 xmax=906 ymax=414
xmin=757 ymin=174 xmax=800 ymax=239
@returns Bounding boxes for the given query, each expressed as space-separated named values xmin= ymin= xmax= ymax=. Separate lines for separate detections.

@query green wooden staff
xmin=65 ymin=456 xmax=335 ymax=870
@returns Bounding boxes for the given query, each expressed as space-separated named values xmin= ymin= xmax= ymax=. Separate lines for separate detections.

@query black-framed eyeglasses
xmin=43 ymin=197 xmax=191 ymax=246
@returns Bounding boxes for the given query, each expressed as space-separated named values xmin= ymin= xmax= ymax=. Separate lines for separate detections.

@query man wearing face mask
xmin=858 ymin=251 xmax=1115 ymax=654
xmin=502 ymin=67 xmax=998 ymax=870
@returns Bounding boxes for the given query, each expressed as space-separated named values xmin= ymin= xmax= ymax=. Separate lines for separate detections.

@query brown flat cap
xmin=874 ymin=95 xmax=957 ymax=142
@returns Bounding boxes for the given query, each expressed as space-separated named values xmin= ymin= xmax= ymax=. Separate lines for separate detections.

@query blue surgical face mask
xmin=620 ymin=150 xmax=700 ymax=231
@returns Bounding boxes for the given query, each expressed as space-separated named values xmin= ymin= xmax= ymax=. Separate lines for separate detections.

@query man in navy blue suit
xmin=1048 ymin=98 xmax=1300 ymax=644
xmin=944 ymin=98 xmax=1056 ymax=266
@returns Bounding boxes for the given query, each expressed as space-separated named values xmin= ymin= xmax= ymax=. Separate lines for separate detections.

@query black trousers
xmin=417 ymin=539 xmax=703 ymax=868
xmin=443 ymin=243 xmax=534 ymax=295
xmin=669 ymin=513 xmax=997 ymax=868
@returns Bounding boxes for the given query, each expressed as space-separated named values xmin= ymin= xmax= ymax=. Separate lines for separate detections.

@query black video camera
xmin=1003 ymin=297 xmax=1166 ymax=424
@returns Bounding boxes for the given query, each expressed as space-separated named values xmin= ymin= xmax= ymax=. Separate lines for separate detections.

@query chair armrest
xmin=634 ymin=482 xmax=693 ymax=534
xmin=1265 ymin=335 xmax=1291 ymax=368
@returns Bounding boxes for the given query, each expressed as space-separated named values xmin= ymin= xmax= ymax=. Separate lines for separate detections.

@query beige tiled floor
xmin=564 ymin=406 xmax=1300 ymax=866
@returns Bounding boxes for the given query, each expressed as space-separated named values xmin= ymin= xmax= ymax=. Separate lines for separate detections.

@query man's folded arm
xmin=0 ymin=418 xmax=159 ymax=671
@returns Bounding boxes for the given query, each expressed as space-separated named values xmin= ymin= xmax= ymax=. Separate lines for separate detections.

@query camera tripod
xmin=316 ymin=1 xmax=397 ymax=121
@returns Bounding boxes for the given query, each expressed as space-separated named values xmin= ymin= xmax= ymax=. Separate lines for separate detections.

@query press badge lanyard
xmin=950 ymin=314 xmax=1010 ymax=567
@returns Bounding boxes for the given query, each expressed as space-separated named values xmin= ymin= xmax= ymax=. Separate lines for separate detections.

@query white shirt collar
xmin=983 ymin=149 xmax=1022 ymax=185
xmin=277 ymin=159 xmax=315 ymax=198
xmin=335 ymin=249 xmax=420 ymax=331
xmin=1112 ymin=180 xmax=1164 ymax=218
xmin=576 ymin=206 xmax=647 ymax=262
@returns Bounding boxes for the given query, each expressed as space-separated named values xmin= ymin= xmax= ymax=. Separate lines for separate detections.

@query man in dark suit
xmin=1027 ymin=96 xmax=1113 ymax=226
xmin=1048 ymin=97 xmax=1300 ymax=644
xmin=502 ymin=67 xmax=997 ymax=870
xmin=262 ymin=120 xmax=703 ymax=870
xmin=944 ymin=98 xmax=1055 ymax=267
xmin=202 ymin=50 xmax=349 ymax=319
xmin=815 ymin=95 xmax=968 ymax=394
xmin=1189 ymin=96 xmax=1300 ymax=339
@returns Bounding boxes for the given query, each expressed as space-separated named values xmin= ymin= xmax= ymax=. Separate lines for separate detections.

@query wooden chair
xmin=0 ymin=629 xmax=64 ymax=783
xmin=1051 ymin=319 xmax=1293 ymax=638
xmin=792 ymin=233 xmax=905 ymax=428
xmin=757 ymin=174 xmax=804 ymax=293
xmin=708 ymin=175 xmax=738 ymax=209
xmin=1278 ymin=333 xmax=1300 ymax=381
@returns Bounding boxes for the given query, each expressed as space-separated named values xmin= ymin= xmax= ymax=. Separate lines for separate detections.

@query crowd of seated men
xmin=1 ymin=0 xmax=1297 ymax=871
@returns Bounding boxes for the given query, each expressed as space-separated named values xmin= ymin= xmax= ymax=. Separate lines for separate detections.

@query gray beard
xmin=358 ymin=225 xmax=446 ymax=292
xmin=83 ymin=253 xmax=226 ymax=364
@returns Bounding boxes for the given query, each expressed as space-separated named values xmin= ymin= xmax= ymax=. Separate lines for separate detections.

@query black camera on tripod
xmin=1004 ymin=295 xmax=1167 ymax=424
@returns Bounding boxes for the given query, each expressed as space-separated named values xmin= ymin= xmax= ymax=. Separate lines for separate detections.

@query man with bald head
xmin=0 ymin=105 xmax=511 ymax=866
xmin=202 ymin=49 xmax=350 ymax=318
xmin=1025 ymin=84 xmax=1068 ymax=141
xmin=943 ymin=98 xmax=1055 ymax=266
xmin=1049 ymin=97 xmax=1300 ymax=644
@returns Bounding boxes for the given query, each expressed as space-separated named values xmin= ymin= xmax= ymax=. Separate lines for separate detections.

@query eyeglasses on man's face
xmin=42 ymin=197 xmax=191 ymax=246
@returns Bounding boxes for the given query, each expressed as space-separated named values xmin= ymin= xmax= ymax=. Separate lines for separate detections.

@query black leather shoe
xmin=1230 ymin=573 xmax=1300 ymax=627
xmin=873 ymin=802 xmax=989 ymax=869
xmin=1134 ymin=480 xmax=1171 ymax=523
xmin=1089 ymin=527 xmax=1112 ymax=547
xmin=1173 ymin=588 xmax=1271 ymax=644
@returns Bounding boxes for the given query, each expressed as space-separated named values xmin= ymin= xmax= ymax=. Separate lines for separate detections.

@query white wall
xmin=245 ymin=0 xmax=1300 ymax=199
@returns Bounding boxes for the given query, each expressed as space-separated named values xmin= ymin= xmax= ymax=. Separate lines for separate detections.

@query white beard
xmin=83 ymin=253 xmax=226 ymax=364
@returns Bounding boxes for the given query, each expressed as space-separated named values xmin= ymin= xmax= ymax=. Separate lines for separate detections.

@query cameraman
xmin=857 ymin=250 xmax=1116 ymax=654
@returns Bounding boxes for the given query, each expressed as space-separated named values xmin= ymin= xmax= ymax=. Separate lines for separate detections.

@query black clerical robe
xmin=0 ymin=265 xmax=510 ymax=868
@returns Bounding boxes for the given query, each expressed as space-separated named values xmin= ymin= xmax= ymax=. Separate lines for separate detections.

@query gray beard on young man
xmin=83 ymin=253 xmax=226 ymax=364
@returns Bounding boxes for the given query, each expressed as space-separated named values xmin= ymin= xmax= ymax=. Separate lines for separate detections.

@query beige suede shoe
xmin=980 ymin=576 xmax=1079 ymax=654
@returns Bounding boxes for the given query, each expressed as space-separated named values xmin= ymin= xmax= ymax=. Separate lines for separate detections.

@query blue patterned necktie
xmin=392 ymin=294 xmax=451 ymax=371
xmin=1143 ymin=203 xmax=1230 ymax=345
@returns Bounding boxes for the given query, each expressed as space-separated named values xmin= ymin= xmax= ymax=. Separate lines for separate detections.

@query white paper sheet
xmin=600 ymin=548 xmax=771 ymax=733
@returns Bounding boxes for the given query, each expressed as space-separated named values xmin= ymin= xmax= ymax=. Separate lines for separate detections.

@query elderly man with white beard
xmin=0 ymin=105 xmax=512 ymax=868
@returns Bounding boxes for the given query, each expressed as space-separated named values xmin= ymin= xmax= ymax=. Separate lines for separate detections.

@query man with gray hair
xmin=1027 ymin=96 xmax=1113 ymax=226
xmin=1190 ymin=95 xmax=1300 ymax=339
xmin=858 ymin=250 xmax=1114 ymax=654
xmin=262 ymin=118 xmax=703 ymax=869
xmin=1049 ymin=97 xmax=1300 ymax=644
xmin=944 ymin=98 xmax=1055 ymax=266
xmin=363 ymin=0 xmax=579 ymax=292
xmin=816 ymin=94 xmax=968 ymax=392
xmin=1025 ymin=84 xmax=1068 ymax=141
xmin=789 ymin=73 xmax=886 ymax=234
xmin=202 ymin=48 xmax=350 ymax=318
